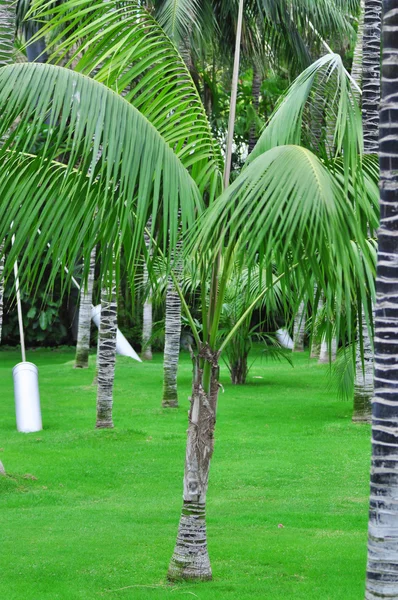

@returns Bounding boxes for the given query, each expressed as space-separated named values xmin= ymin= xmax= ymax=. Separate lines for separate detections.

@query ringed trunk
xmin=365 ymin=3 xmax=398 ymax=597
xmin=162 ymin=283 xmax=182 ymax=408
xmin=168 ymin=345 xmax=220 ymax=581
xmin=96 ymin=284 xmax=117 ymax=429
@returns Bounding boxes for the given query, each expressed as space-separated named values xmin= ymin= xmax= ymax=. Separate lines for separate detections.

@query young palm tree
xmin=141 ymin=229 xmax=153 ymax=361
xmin=365 ymin=2 xmax=398 ymax=597
xmin=0 ymin=0 xmax=376 ymax=581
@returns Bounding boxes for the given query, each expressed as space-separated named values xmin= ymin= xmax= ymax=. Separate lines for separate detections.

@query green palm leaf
xmin=0 ymin=63 xmax=202 ymax=291
xmin=27 ymin=0 xmax=223 ymax=196
xmin=190 ymin=144 xmax=375 ymax=344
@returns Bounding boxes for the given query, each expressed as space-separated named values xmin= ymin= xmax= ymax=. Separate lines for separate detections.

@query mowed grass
xmin=0 ymin=347 xmax=371 ymax=600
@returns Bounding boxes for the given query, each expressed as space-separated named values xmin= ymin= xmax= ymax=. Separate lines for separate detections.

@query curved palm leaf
xmin=27 ymin=0 xmax=223 ymax=196
xmin=247 ymin=54 xmax=362 ymax=178
xmin=0 ymin=63 xmax=202 ymax=291
xmin=156 ymin=0 xmax=201 ymax=46
xmin=190 ymin=144 xmax=375 ymax=344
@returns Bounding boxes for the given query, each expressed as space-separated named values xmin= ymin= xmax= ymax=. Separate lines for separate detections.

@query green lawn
xmin=0 ymin=347 xmax=370 ymax=599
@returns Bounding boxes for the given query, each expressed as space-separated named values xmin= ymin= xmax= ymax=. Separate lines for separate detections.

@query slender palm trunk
xmin=365 ymin=3 xmax=398 ymax=597
xmin=230 ymin=354 xmax=249 ymax=384
xmin=318 ymin=336 xmax=337 ymax=364
xmin=168 ymin=346 xmax=219 ymax=581
xmin=248 ymin=66 xmax=261 ymax=154
xmin=75 ymin=247 xmax=96 ymax=368
xmin=351 ymin=0 xmax=365 ymax=102
xmin=162 ymin=282 xmax=181 ymax=407
xmin=354 ymin=0 xmax=381 ymax=421
xmin=142 ymin=230 xmax=153 ymax=360
xmin=0 ymin=0 xmax=16 ymax=344
xmin=96 ymin=282 xmax=117 ymax=429
xmin=365 ymin=0 xmax=398 ymax=600
xmin=0 ymin=460 xmax=5 ymax=475
xmin=310 ymin=292 xmax=323 ymax=359
xmin=293 ymin=302 xmax=306 ymax=352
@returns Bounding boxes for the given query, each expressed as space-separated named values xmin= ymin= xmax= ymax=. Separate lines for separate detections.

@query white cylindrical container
xmin=13 ymin=362 xmax=42 ymax=433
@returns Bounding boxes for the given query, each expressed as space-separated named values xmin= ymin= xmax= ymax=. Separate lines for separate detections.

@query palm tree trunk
xmin=96 ymin=282 xmax=117 ymax=429
xmin=168 ymin=346 xmax=219 ymax=581
xmin=230 ymin=353 xmax=249 ymax=384
xmin=75 ymin=247 xmax=96 ymax=368
xmin=318 ymin=336 xmax=337 ymax=364
xmin=142 ymin=229 xmax=153 ymax=360
xmin=365 ymin=3 xmax=398 ymax=596
xmin=351 ymin=0 xmax=365 ymax=102
xmin=248 ymin=66 xmax=261 ymax=154
xmin=0 ymin=0 xmax=16 ymax=344
xmin=0 ymin=460 xmax=4 ymax=475
xmin=353 ymin=313 xmax=373 ymax=423
xmin=162 ymin=282 xmax=181 ymax=407
xmin=293 ymin=301 xmax=306 ymax=352
xmin=354 ymin=0 xmax=381 ymax=421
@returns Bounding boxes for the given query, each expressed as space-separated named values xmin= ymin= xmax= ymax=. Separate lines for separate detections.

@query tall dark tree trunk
xmin=248 ymin=66 xmax=262 ymax=154
xmin=96 ymin=282 xmax=117 ymax=429
xmin=0 ymin=0 xmax=16 ymax=343
xmin=365 ymin=3 xmax=398 ymax=597
xmin=168 ymin=345 xmax=219 ymax=581
xmin=353 ymin=0 xmax=382 ymax=422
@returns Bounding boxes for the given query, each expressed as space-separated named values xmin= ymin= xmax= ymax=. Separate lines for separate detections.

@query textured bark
xmin=293 ymin=302 xmax=306 ymax=352
xmin=351 ymin=0 xmax=365 ymax=103
xmin=75 ymin=247 xmax=96 ymax=368
xmin=365 ymin=4 xmax=398 ymax=597
xmin=142 ymin=229 xmax=153 ymax=361
xmin=96 ymin=283 xmax=117 ymax=429
xmin=0 ymin=0 xmax=15 ymax=68
xmin=230 ymin=354 xmax=248 ymax=385
xmin=354 ymin=0 xmax=381 ymax=420
xmin=248 ymin=66 xmax=262 ymax=155
xmin=162 ymin=280 xmax=182 ymax=408
xmin=168 ymin=345 xmax=219 ymax=581
xmin=353 ymin=311 xmax=373 ymax=423
xmin=362 ymin=0 xmax=382 ymax=153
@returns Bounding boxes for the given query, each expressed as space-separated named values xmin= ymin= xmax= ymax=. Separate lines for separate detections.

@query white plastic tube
xmin=91 ymin=305 xmax=142 ymax=362
xmin=13 ymin=362 xmax=42 ymax=433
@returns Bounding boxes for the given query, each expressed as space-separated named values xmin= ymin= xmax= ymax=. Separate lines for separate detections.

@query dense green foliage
xmin=1 ymin=347 xmax=370 ymax=598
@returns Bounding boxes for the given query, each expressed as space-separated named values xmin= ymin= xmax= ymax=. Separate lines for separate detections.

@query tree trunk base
xmin=141 ymin=349 xmax=153 ymax=361
xmin=95 ymin=420 xmax=114 ymax=429
xmin=352 ymin=414 xmax=371 ymax=424
xmin=162 ymin=399 xmax=179 ymax=408
xmin=168 ymin=501 xmax=212 ymax=582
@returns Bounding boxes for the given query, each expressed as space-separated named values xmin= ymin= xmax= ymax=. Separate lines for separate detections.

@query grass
xmin=0 ymin=346 xmax=371 ymax=599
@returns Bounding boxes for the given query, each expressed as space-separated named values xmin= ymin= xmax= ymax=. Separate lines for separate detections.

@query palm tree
xmin=75 ymin=247 xmax=96 ymax=368
xmin=293 ymin=301 xmax=306 ymax=352
xmin=0 ymin=0 xmax=375 ymax=581
xmin=353 ymin=0 xmax=382 ymax=422
xmin=96 ymin=276 xmax=118 ymax=429
xmin=365 ymin=2 xmax=398 ymax=597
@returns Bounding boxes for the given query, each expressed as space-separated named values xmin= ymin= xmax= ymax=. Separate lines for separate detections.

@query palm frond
xmin=189 ymin=144 xmax=375 ymax=347
xmin=156 ymin=0 xmax=201 ymax=46
xmin=0 ymin=63 xmax=202 ymax=294
xmin=27 ymin=0 xmax=223 ymax=196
